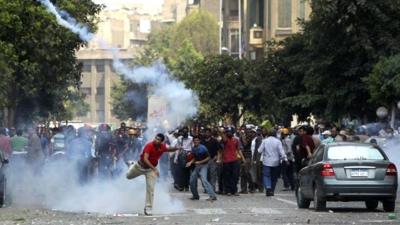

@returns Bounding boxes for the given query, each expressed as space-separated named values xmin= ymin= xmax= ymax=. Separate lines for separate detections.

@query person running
xmin=126 ymin=133 xmax=181 ymax=216
xmin=187 ymin=136 xmax=217 ymax=201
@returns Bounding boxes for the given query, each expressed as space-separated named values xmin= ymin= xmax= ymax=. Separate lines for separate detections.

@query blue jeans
xmin=263 ymin=165 xmax=281 ymax=192
xmin=190 ymin=164 xmax=216 ymax=198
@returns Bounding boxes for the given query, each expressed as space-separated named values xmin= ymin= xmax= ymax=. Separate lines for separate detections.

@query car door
xmin=301 ymin=145 xmax=325 ymax=198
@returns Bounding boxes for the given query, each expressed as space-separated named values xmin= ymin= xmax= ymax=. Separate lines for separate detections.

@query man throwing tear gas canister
xmin=126 ymin=133 xmax=182 ymax=216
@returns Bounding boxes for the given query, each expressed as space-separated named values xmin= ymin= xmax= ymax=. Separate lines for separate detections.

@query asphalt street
xmin=0 ymin=181 xmax=399 ymax=225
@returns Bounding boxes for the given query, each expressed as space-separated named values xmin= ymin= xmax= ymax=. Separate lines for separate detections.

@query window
xmin=96 ymin=87 xmax=104 ymax=95
xmin=327 ymin=146 xmax=385 ymax=160
xmin=253 ymin=30 xmax=263 ymax=38
xmin=96 ymin=60 xmax=105 ymax=73
xmin=130 ymin=39 xmax=146 ymax=47
xmin=298 ymin=0 xmax=306 ymax=20
xmin=97 ymin=110 xmax=105 ymax=123
xmin=82 ymin=61 xmax=91 ymax=73
xmin=311 ymin=146 xmax=325 ymax=164
xmin=229 ymin=29 xmax=239 ymax=56
xmin=278 ymin=0 xmax=292 ymax=28
xmin=81 ymin=88 xmax=91 ymax=98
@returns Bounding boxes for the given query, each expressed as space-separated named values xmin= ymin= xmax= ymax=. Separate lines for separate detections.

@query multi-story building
xmin=75 ymin=7 xmax=155 ymax=125
xmin=188 ymin=0 xmax=311 ymax=59
xmin=162 ymin=0 xmax=188 ymax=24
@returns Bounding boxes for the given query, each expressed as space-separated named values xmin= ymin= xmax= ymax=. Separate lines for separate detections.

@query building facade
xmin=75 ymin=7 xmax=155 ymax=125
xmin=162 ymin=0 xmax=188 ymax=23
xmin=220 ymin=0 xmax=311 ymax=59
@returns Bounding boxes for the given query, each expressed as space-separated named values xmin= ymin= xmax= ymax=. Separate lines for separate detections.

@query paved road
xmin=1 ymin=183 xmax=399 ymax=225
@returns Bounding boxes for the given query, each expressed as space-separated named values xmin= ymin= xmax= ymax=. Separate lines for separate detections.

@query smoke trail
xmin=37 ymin=0 xmax=94 ymax=41
xmin=38 ymin=0 xmax=199 ymax=131
xmin=21 ymin=0 xmax=200 ymax=214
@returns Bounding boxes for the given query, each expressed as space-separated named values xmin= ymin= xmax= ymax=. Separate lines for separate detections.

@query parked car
xmin=296 ymin=142 xmax=397 ymax=212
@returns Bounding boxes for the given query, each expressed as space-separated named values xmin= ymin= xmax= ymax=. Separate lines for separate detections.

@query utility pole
xmin=219 ymin=0 xmax=223 ymax=54
xmin=238 ymin=0 xmax=242 ymax=59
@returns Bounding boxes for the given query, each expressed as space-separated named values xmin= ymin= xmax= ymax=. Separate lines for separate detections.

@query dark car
xmin=296 ymin=142 xmax=397 ymax=212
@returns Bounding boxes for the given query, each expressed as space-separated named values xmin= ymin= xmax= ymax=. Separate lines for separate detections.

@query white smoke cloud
xmin=6 ymin=157 xmax=184 ymax=214
xmin=18 ymin=0 xmax=200 ymax=213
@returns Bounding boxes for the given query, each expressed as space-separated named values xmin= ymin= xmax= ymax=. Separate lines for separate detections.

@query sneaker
xmin=240 ymin=190 xmax=248 ymax=194
xmin=233 ymin=193 xmax=240 ymax=196
xmin=206 ymin=197 xmax=217 ymax=201
xmin=226 ymin=193 xmax=232 ymax=196
xmin=189 ymin=197 xmax=200 ymax=200
xmin=144 ymin=208 xmax=152 ymax=216
xmin=174 ymin=184 xmax=184 ymax=191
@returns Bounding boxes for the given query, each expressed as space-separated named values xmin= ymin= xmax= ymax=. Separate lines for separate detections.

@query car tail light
xmin=386 ymin=163 xmax=397 ymax=176
xmin=321 ymin=163 xmax=335 ymax=177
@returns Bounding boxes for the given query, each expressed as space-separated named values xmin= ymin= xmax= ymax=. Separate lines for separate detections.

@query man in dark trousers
xmin=201 ymin=128 xmax=221 ymax=192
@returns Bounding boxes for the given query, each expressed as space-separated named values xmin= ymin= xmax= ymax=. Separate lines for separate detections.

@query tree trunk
xmin=390 ymin=103 xmax=396 ymax=129
xmin=6 ymin=106 xmax=15 ymax=128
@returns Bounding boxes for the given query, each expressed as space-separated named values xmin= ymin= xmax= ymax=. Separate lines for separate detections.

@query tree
xmin=364 ymin=54 xmax=400 ymax=107
xmin=265 ymin=0 xmax=400 ymax=122
xmin=191 ymin=55 xmax=256 ymax=125
xmin=364 ymin=54 xmax=400 ymax=126
xmin=171 ymin=10 xmax=219 ymax=56
xmin=0 ymin=0 xmax=102 ymax=127
xmin=111 ymin=79 xmax=148 ymax=121
xmin=111 ymin=12 xmax=212 ymax=121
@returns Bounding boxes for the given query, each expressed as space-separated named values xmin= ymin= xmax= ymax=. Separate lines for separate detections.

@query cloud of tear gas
xmin=18 ymin=0 xmax=200 ymax=213
xmin=6 ymin=157 xmax=184 ymax=214
xmin=39 ymin=0 xmax=199 ymax=133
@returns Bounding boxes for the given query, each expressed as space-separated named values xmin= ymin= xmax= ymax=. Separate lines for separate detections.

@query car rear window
xmin=327 ymin=146 xmax=385 ymax=160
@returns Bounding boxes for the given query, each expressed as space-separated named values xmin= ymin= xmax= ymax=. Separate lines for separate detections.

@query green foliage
xmin=364 ymin=54 xmax=400 ymax=107
xmin=0 ymin=0 xmax=102 ymax=125
xmin=111 ymin=11 xmax=214 ymax=121
xmin=171 ymin=11 xmax=219 ymax=56
xmin=111 ymin=79 xmax=148 ymax=121
xmin=265 ymin=0 xmax=400 ymax=121
xmin=191 ymin=55 xmax=256 ymax=124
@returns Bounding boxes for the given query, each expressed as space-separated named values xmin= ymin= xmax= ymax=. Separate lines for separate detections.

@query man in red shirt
xmin=0 ymin=128 xmax=11 ymax=160
xmin=126 ymin=133 xmax=180 ymax=216
xmin=218 ymin=127 xmax=245 ymax=196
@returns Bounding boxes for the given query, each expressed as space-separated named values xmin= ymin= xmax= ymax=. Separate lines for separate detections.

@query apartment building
xmin=75 ymin=7 xmax=155 ymax=125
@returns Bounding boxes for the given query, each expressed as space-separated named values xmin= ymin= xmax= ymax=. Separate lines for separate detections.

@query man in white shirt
xmin=258 ymin=129 xmax=288 ymax=196
xmin=172 ymin=127 xmax=193 ymax=191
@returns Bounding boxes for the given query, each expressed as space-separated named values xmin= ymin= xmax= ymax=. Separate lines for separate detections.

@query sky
xmin=93 ymin=0 xmax=164 ymax=14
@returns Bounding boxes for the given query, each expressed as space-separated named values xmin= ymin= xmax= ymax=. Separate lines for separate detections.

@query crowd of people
xmin=0 ymin=121 xmax=391 ymax=215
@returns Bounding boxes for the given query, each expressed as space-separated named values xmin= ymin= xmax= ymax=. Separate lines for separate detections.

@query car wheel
xmin=313 ymin=186 xmax=326 ymax=211
xmin=365 ymin=200 xmax=378 ymax=210
xmin=296 ymin=186 xmax=310 ymax=209
xmin=382 ymin=199 xmax=395 ymax=212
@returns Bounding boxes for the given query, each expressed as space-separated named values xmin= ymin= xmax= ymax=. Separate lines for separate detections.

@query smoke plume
xmin=13 ymin=0 xmax=200 ymax=213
